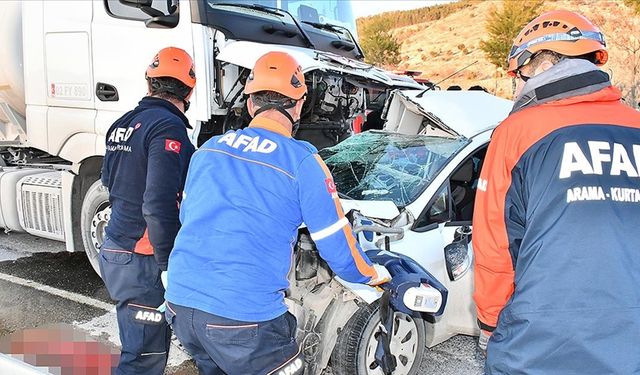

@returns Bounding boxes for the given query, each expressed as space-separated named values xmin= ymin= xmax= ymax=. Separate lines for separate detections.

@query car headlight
xmin=444 ymin=227 xmax=473 ymax=281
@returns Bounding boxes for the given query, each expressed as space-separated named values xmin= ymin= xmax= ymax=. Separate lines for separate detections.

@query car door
xmin=413 ymin=144 xmax=489 ymax=336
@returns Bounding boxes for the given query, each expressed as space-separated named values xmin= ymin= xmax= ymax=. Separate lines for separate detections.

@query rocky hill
xmin=358 ymin=0 xmax=640 ymax=103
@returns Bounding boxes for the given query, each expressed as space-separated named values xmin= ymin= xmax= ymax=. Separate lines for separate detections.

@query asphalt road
xmin=0 ymin=232 xmax=484 ymax=374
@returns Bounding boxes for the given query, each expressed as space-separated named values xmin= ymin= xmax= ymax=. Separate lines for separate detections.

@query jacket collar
xmin=248 ymin=117 xmax=292 ymax=138
xmin=512 ymin=59 xmax=614 ymax=114
xmin=139 ymin=96 xmax=192 ymax=129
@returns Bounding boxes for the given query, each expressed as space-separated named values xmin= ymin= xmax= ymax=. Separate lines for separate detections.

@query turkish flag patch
xmin=165 ymin=139 xmax=181 ymax=153
xmin=325 ymin=178 xmax=337 ymax=194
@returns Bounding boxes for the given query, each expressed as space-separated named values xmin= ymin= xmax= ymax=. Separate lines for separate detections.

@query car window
xmin=450 ymin=146 xmax=487 ymax=222
xmin=414 ymin=184 xmax=451 ymax=229
xmin=413 ymin=145 xmax=488 ymax=230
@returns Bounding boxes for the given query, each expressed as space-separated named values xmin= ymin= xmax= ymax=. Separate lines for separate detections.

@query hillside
xmin=357 ymin=0 xmax=640 ymax=102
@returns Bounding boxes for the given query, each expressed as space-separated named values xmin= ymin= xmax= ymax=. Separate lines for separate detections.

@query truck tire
xmin=80 ymin=180 xmax=111 ymax=277
xmin=331 ymin=302 xmax=426 ymax=375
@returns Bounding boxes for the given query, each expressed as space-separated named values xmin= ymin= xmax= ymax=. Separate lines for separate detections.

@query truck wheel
xmin=331 ymin=302 xmax=426 ymax=375
xmin=80 ymin=180 xmax=110 ymax=277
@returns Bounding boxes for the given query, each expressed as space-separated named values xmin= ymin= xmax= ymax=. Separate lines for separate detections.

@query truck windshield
xmin=207 ymin=0 xmax=357 ymax=37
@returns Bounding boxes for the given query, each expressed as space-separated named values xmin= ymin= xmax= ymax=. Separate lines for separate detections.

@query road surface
xmin=0 ymin=232 xmax=484 ymax=374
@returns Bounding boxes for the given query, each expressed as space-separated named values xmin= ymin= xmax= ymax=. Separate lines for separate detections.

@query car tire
xmin=80 ymin=180 xmax=111 ymax=277
xmin=331 ymin=302 xmax=426 ymax=375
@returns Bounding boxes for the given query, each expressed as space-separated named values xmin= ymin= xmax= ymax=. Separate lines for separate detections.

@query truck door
xmin=91 ymin=0 xmax=196 ymax=153
xmin=42 ymin=1 xmax=96 ymax=160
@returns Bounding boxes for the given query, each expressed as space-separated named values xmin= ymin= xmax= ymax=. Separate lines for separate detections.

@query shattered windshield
xmin=320 ymin=132 xmax=467 ymax=207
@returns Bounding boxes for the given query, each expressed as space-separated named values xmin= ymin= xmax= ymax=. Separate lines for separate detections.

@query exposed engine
xmin=286 ymin=230 xmax=360 ymax=375
xmin=296 ymin=72 xmax=365 ymax=149
xmin=198 ymin=68 xmax=367 ymax=150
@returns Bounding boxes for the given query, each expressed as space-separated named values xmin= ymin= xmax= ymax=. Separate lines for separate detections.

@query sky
xmin=351 ymin=0 xmax=456 ymax=18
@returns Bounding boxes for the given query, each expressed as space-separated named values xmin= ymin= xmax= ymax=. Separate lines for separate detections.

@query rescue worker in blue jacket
xmin=100 ymin=47 xmax=196 ymax=375
xmin=165 ymin=51 xmax=391 ymax=375
xmin=473 ymin=11 xmax=640 ymax=374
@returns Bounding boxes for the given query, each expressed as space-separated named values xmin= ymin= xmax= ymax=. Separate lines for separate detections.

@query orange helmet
xmin=146 ymin=47 xmax=196 ymax=89
xmin=244 ymin=51 xmax=307 ymax=100
xmin=507 ymin=10 xmax=608 ymax=76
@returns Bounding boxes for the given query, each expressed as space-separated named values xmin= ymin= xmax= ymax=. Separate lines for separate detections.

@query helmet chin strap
xmin=253 ymin=101 xmax=298 ymax=132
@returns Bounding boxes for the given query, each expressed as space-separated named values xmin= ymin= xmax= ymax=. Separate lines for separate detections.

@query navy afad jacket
xmin=102 ymin=97 xmax=194 ymax=270
xmin=474 ymin=59 xmax=640 ymax=374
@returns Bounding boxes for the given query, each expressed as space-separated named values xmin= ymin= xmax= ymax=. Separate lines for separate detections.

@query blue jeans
xmin=165 ymin=302 xmax=304 ymax=375
xmin=99 ymin=236 xmax=170 ymax=375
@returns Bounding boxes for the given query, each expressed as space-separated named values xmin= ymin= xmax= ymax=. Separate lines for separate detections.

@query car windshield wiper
xmin=213 ymin=3 xmax=316 ymax=50
xmin=338 ymin=191 xmax=353 ymax=200
xmin=301 ymin=21 xmax=364 ymax=59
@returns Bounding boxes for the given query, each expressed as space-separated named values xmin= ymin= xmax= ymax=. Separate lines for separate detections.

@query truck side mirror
xmin=118 ymin=0 xmax=179 ymax=29
xmin=119 ymin=0 xmax=165 ymax=18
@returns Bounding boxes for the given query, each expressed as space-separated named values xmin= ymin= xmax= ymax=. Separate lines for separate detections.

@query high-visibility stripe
xmin=343 ymin=224 xmax=376 ymax=278
xmin=310 ymin=217 xmax=349 ymax=241
xmin=199 ymin=149 xmax=295 ymax=179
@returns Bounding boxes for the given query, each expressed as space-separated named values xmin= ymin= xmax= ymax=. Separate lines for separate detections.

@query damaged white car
xmin=287 ymin=89 xmax=512 ymax=375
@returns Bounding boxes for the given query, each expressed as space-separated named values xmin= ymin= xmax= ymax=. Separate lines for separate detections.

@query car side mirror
xmin=444 ymin=226 xmax=473 ymax=281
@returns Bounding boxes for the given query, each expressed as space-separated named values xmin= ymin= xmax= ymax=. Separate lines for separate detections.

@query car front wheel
xmin=331 ymin=302 xmax=426 ymax=375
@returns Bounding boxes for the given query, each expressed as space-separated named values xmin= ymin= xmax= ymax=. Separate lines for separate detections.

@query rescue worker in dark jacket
xmin=473 ymin=10 xmax=640 ymax=374
xmin=100 ymin=47 xmax=196 ymax=375
xmin=164 ymin=51 xmax=391 ymax=375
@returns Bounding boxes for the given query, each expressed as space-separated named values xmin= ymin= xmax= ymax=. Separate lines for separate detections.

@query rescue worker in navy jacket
xmin=100 ymin=47 xmax=196 ymax=375
xmin=164 ymin=51 xmax=391 ymax=375
xmin=473 ymin=10 xmax=640 ymax=374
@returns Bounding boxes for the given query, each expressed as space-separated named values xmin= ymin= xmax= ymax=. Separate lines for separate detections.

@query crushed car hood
xmin=217 ymin=40 xmax=393 ymax=86
xmin=383 ymin=90 xmax=513 ymax=138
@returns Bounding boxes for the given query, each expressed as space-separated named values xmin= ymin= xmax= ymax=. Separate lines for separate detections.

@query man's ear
xmin=293 ymin=98 xmax=305 ymax=118
xmin=534 ymin=60 xmax=555 ymax=76
xmin=247 ymin=96 xmax=256 ymax=117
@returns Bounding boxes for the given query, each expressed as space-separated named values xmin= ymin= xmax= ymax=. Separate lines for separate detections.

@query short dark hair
xmin=250 ymin=91 xmax=297 ymax=109
xmin=147 ymin=76 xmax=192 ymax=102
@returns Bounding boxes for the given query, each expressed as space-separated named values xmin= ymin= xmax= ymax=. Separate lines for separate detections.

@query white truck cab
xmin=0 ymin=0 xmax=415 ymax=273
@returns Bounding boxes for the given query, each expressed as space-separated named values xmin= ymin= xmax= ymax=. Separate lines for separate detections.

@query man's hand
xmin=478 ymin=329 xmax=491 ymax=355
xmin=157 ymin=271 xmax=168 ymax=312
xmin=367 ymin=264 xmax=392 ymax=286
xmin=161 ymin=271 xmax=168 ymax=289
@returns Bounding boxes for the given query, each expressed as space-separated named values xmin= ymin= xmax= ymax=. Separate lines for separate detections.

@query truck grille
xmin=17 ymin=172 xmax=65 ymax=241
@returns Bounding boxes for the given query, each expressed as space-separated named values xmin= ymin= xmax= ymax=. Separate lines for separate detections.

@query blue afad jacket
xmin=102 ymin=97 xmax=194 ymax=271
xmin=166 ymin=117 xmax=376 ymax=322
xmin=473 ymin=59 xmax=640 ymax=374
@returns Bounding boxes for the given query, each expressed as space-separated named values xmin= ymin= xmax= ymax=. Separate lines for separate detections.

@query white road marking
xmin=0 ymin=270 xmax=191 ymax=368
xmin=76 ymin=312 xmax=191 ymax=367
xmin=0 ymin=271 xmax=115 ymax=312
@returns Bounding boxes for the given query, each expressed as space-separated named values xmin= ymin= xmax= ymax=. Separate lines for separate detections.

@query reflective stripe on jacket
xmin=166 ymin=117 xmax=375 ymax=322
